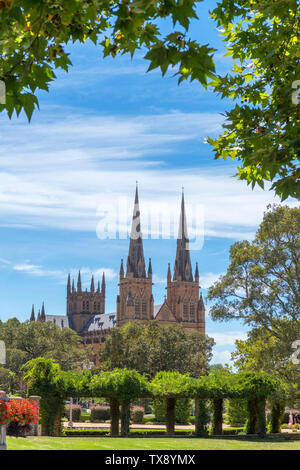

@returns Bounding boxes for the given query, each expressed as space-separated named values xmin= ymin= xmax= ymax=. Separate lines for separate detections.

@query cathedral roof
xmin=81 ymin=312 xmax=117 ymax=332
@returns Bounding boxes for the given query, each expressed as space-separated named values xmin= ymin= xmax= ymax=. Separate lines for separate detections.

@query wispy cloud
xmin=209 ymin=331 xmax=248 ymax=347
xmin=0 ymin=109 xmax=296 ymax=240
xmin=199 ymin=272 xmax=224 ymax=290
xmin=211 ymin=350 xmax=232 ymax=365
xmin=208 ymin=330 xmax=248 ymax=365
xmin=12 ymin=263 xmax=117 ymax=283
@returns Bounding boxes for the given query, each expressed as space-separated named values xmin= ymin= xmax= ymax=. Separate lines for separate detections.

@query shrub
xmin=90 ymin=405 xmax=110 ymax=422
xmin=153 ymin=398 xmax=192 ymax=425
xmin=80 ymin=411 xmax=91 ymax=422
xmin=64 ymin=404 xmax=81 ymax=422
xmin=6 ymin=399 xmax=39 ymax=437
xmin=130 ymin=406 xmax=144 ymax=424
xmin=208 ymin=427 xmax=244 ymax=436
xmin=63 ymin=428 xmax=194 ymax=437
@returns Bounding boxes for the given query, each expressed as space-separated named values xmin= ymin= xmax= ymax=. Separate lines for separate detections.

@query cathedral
xmin=30 ymin=187 xmax=205 ymax=362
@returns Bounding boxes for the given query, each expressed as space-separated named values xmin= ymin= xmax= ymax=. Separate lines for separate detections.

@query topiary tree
xmin=22 ymin=357 xmax=66 ymax=436
xmin=194 ymin=398 xmax=210 ymax=437
xmin=89 ymin=368 xmax=149 ymax=436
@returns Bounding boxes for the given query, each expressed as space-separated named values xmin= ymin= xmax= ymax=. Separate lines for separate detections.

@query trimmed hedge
xmin=208 ymin=427 xmax=244 ymax=436
xmin=62 ymin=428 xmax=194 ymax=437
xmin=90 ymin=405 xmax=110 ymax=422
xmin=80 ymin=412 xmax=91 ymax=422
xmin=130 ymin=406 xmax=144 ymax=424
xmin=64 ymin=404 xmax=81 ymax=422
xmin=62 ymin=427 xmax=244 ymax=437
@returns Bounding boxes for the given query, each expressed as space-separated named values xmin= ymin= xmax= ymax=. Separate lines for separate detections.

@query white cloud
xmin=211 ymin=350 xmax=232 ymax=365
xmin=208 ymin=330 xmax=248 ymax=347
xmin=199 ymin=272 xmax=224 ymax=289
xmin=12 ymin=263 xmax=117 ymax=283
xmin=0 ymin=109 xmax=296 ymax=240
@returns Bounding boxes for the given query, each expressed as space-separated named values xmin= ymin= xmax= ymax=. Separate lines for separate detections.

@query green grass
xmin=6 ymin=436 xmax=300 ymax=451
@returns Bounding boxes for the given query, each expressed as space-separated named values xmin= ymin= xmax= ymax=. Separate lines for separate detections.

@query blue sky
xmin=0 ymin=1 xmax=296 ymax=365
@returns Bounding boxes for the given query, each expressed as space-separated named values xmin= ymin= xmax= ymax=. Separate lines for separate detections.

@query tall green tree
xmin=207 ymin=204 xmax=300 ymax=384
xmin=0 ymin=318 xmax=91 ymax=393
xmin=100 ymin=320 xmax=214 ymax=378
xmin=209 ymin=0 xmax=300 ymax=200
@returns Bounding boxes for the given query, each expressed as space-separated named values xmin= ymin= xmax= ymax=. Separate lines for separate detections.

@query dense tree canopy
xmin=0 ymin=1 xmax=299 ymax=198
xmin=209 ymin=0 xmax=300 ymax=200
xmin=0 ymin=318 xmax=91 ymax=393
xmin=208 ymin=204 xmax=300 ymax=386
xmin=0 ymin=0 xmax=215 ymax=120
xmin=99 ymin=320 xmax=215 ymax=378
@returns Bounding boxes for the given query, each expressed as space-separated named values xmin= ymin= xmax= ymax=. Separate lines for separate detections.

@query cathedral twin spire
xmin=173 ymin=191 xmax=194 ymax=282
xmin=125 ymin=184 xmax=150 ymax=279
xmin=124 ymin=185 xmax=198 ymax=284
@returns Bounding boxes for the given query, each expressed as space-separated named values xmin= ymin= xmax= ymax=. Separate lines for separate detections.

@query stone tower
xmin=67 ymin=270 xmax=106 ymax=333
xmin=116 ymin=185 xmax=154 ymax=327
xmin=157 ymin=191 xmax=205 ymax=332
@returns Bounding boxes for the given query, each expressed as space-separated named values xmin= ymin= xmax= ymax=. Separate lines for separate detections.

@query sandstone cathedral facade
xmin=30 ymin=187 xmax=205 ymax=362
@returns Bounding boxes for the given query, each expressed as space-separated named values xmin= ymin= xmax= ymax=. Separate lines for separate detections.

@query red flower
xmin=2 ymin=399 xmax=40 ymax=426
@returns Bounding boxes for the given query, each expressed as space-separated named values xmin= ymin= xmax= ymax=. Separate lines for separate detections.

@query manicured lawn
xmin=6 ymin=436 xmax=300 ymax=450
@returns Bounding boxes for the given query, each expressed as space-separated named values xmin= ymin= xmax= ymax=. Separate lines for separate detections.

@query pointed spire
xmin=90 ymin=275 xmax=95 ymax=292
xmin=167 ymin=263 xmax=171 ymax=283
xmin=199 ymin=293 xmax=205 ymax=310
xmin=148 ymin=258 xmax=152 ymax=277
xmin=120 ymin=258 xmax=124 ymax=279
xmin=97 ymin=280 xmax=100 ymax=292
xmin=40 ymin=302 xmax=46 ymax=322
xmin=37 ymin=309 xmax=41 ymax=322
xmin=126 ymin=184 xmax=146 ymax=278
xmin=77 ymin=270 xmax=82 ymax=292
xmin=101 ymin=272 xmax=106 ymax=294
xmin=195 ymin=262 xmax=199 ymax=282
xmin=30 ymin=305 xmax=35 ymax=322
xmin=67 ymin=273 xmax=71 ymax=294
xmin=72 ymin=279 xmax=75 ymax=293
xmin=173 ymin=190 xmax=193 ymax=282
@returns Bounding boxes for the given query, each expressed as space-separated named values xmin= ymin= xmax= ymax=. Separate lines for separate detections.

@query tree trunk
xmin=269 ymin=400 xmax=285 ymax=433
xmin=53 ymin=408 xmax=62 ymax=437
xmin=256 ymin=397 xmax=266 ymax=437
xmin=212 ymin=398 xmax=223 ymax=435
xmin=166 ymin=398 xmax=176 ymax=435
xmin=194 ymin=398 xmax=209 ymax=437
xmin=246 ymin=398 xmax=258 ymax=434
xmin=121 ymin=400 xmax=130 ymax=437
xmin=110 ymin=398 xmax=120 ymax=437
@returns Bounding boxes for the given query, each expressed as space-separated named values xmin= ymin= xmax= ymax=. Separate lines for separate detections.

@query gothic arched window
xmin=141 ymin=300 xmax=147 ymax=318
xmin=183 ymin=302 xmax=188 ymax=320
xmin=135 ymin=299 xmax=140 ymax=318
xmin=190 ymin=304 xmax=195 ymax=322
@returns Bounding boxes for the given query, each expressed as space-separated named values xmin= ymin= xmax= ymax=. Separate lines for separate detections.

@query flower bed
xmin=6 ymin=399 xmax=39 ymax=437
